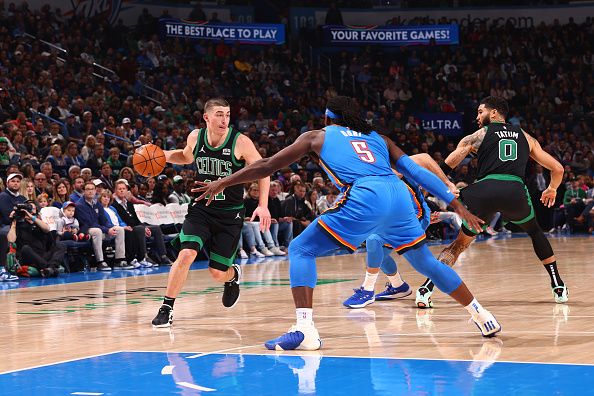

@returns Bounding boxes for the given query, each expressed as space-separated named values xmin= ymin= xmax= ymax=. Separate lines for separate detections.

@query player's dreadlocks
xmin=326 ymin=96 xmax=374 ymax=134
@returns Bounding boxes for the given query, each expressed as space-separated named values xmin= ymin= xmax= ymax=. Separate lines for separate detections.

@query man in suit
xmin=281 ymin=182 xmax=314 ymax=238
xmin=75 ymin=181 xmax=131 ymax=271
xmin=527 ymin=164 xmax=552 ymax=230
xmin=98 ymin=162 xmax=114 ymax=191
xmin=0 ymin=173 xmax=25 ymax=279
xmin=112 ymin=179 xmax=172 ymax=265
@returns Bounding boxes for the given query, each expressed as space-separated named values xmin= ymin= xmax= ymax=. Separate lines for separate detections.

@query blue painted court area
xmin=0 ymin=351 xmax=591 ymax=395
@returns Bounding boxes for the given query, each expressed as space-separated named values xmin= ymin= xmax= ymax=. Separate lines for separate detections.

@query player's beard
xmin=478 ymin=114 xmax=490 ymax=128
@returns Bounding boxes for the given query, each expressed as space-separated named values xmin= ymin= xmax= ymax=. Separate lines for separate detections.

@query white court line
xmin=127 ymin=349 xmax=594 ymax=367
xmin=158 ymin=346 xmax=263 ymax=392
xmin=71 ymin=393 xmax=104 ymax=395
xmin=0 ymin=350 xmax=124 ymax=375
xmin=155 ymin=314 xmax=594 ymax=320
xmin=176 ymin=381 xmax=216 ymax=392
xmin=186 ymin=344 xmax=262 ymax=359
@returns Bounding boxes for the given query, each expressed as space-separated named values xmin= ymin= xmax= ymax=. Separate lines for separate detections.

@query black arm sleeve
xmin=439 ymin=160 xmax=454 ymax=176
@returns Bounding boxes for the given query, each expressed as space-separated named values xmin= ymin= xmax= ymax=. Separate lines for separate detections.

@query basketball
xmin=132 ymin=144 xmax=166 ymax=177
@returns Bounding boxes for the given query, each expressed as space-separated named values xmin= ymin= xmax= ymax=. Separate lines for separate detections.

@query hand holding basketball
xmin=133 ymin=144 xmax=166 ymax=177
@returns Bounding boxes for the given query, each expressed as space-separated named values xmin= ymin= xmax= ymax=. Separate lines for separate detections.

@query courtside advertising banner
xmin=323 ymin=24 xmax=459 ymax=46
xmin=418 ymin=113 xmax=464 ymax=136
xmin=160 ymin=19 xmax=285 ymax=45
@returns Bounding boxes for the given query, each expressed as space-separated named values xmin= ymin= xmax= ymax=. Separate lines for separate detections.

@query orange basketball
xmin=133 ymin=144 xmax=166 ymax=177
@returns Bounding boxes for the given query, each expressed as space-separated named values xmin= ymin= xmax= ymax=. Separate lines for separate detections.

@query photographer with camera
xmin=6 ymin=199 xmax=65 ymax=277
xmin=0 ymin=173 xmax=26 ymax=280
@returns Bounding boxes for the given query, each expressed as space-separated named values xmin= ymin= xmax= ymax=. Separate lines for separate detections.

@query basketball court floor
xmin=0 ymin=234 xmax=592 ymax=395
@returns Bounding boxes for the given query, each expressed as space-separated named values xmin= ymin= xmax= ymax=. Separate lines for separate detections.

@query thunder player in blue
xmin=343 ymin=161 xmax=458 ymax=308
xmin=195 ymin=96 xmax=501 ymax=350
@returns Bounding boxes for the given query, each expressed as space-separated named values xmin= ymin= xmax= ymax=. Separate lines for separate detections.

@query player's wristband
xmin=439 ymin=160 xmax=454 ymax=176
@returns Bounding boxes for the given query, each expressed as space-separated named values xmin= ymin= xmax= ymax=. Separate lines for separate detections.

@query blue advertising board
xmin=418 ymin=113 xmax=464 ymax=136
xmin=160 ymin=19 xmax=285 ymax=45
xmin=323 ymin=24 xmax=459 ymax=46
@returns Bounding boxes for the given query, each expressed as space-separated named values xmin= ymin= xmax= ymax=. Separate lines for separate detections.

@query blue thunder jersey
xmin=316 ymin=125 xmax=426 ymax=254
xmin=319 ymin=125 xmax=395 ymax=192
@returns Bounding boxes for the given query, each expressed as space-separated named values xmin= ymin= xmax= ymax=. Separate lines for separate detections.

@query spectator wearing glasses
xmin=75 ymin=181 xmax=132 ymax=271
xmin=33 ymin=172 xmax=48 ymax=197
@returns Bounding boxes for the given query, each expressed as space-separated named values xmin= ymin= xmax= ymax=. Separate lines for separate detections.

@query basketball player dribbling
xmin=151 ymin=98 xmax=271 ymax=327
xmin=415 ymin=96 xmax=568 ymax=308
xmin=196 ymin=96 xmax=502 ymax=351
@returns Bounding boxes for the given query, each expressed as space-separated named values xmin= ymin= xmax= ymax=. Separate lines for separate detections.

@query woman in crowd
xmin=23 ymin=133 xmax=41 ymax=160
xmin=11 ymin=130 xmax=27 ymax=154
xmin=151 ymin=179 xmax=169 ymax=206
xmin=20 ymin=163 xmax=36 ymax=180
xmin=80 ymin=135 xmax=96 ymax=162
xmin=52 ymin=179 xmax=71 ymax=209
xmin=119 ymin=167 xmax=135 ymax=184
xmin=137 ymin=183 xmax=150 ymax=202
xmin=64 ymin=142 xmax=84 ymax=168
xmin=146 ymin=177 xmax=156 ymax=201
xmin=46 ymin=144 xmax=68 ymax=177
xmin=20 ymin=178 xmax=37 ymax=201
xmin=305 ymin=189 xmax=321 ymax=217
xmin=99 ymin=191 xmax=150 ymax=268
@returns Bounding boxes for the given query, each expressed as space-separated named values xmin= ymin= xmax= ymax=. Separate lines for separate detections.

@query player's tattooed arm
xmin=444 ymin=127 xmax=486 ymax=169
xmin=410 ymin=153 xmax=459 ymax=197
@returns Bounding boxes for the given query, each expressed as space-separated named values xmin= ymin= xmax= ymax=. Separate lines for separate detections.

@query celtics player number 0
xmin=498 ymin=139 xmax=517 ymax=162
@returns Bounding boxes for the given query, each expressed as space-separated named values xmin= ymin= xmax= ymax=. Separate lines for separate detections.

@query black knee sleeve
xmin=521 ymin=218 xmax=554 ymax=261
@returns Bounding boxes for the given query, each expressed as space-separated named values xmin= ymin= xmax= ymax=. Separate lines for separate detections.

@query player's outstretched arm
xmin=236 ymin=134 xmax=272 ymax=231
xmin=410 ymin=153 xmax=459 ymax=197
xmin=524 ymin=131 xmax=564 ymax=208
xmin=163 ymin=129 xmax=199 ymax=165
xmin=194 ymin=130 xmax=323 ymax=206
xmin=443 ymin=127 xmax=487 ymax=171
xmin=382 ymin=136 xmax=484 ymax=231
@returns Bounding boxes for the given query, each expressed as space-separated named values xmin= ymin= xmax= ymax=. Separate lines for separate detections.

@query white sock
xmin=362 ymin=271 xmax=379 ymax=291
xmin=296 ymin=308 xmax=313 ymax=327
xmin=387 ymin=272 xmax=404 ymax=288
xmin=464 ymin=298 xmax=484 ymax=316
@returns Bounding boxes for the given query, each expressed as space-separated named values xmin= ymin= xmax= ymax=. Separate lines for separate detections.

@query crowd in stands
xmin=0 ymin=3 xmax=592 ymax=278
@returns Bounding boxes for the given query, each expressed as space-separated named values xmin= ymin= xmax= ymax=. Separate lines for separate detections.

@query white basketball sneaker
xmin=415 ymin=286 xmax=434 ymax=309
xmin=265 ymin=322 xmax=322 ymax=351
xmin=471 ymin=309 xmax=502 ymax=337
xmin=552 ymin=285 xmax=568 ymax=303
